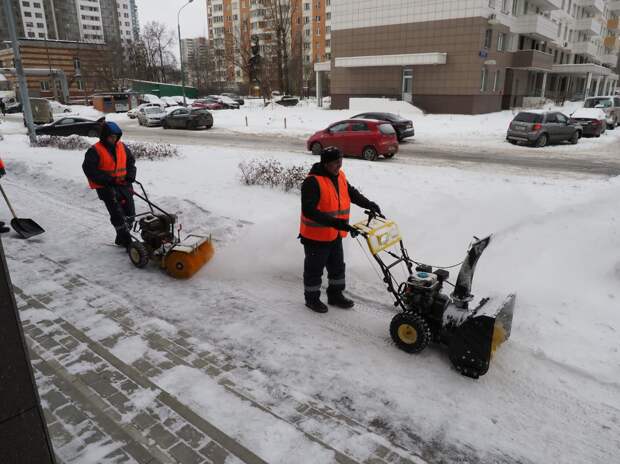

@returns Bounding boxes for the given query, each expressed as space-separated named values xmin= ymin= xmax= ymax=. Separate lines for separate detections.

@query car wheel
xmin=570 ymin=131 xmax=580 ymax=144
xmin=508 ymin=140 xmax=518 ymax=145
xmin=162 ymin=121 xmax=169 ymax=129
xmin=87 ymin=129 xmax=98 ymax=137
xmin=311 ymin=142 xmax=322 ymax=156
xmin=206 ymin=123 xmax=213 ymax=129
xmin=534 ymin=133 xmax=548 ymax=148
xmin=383 ymin=153 xmax=395 ymax=159
xmin=362 ymin=146 xmax=378 ymax=161
xmin=610 ymin=118 xmax=617 ymax=130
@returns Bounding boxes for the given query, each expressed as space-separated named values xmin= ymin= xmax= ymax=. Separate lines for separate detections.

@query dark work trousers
xmin=303 ymin=238 xmax=346 ymax=303
xmin=96 ymin=186 xmax=135 ymax=240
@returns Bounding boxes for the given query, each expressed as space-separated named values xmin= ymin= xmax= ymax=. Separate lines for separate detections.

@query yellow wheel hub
xmin=397 ymin=324 xmax=418 ymax=344
xmin=491 ymin=322 xmax=507 ymax=357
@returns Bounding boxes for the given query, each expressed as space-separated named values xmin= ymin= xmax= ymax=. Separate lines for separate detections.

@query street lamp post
xmin=177 ymin=0 xmax=194 ymax=106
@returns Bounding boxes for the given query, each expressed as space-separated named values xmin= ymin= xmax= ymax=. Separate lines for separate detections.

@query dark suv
xmin=351 ymin=112 xmax=414 ymax=142
xmin=506 ymin=111 xmax=581 ymax=147
xmin=163 ymin=108 xmax=213 ymax=130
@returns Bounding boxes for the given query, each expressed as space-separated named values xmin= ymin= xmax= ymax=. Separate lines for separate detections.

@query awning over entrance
xmin=551 ymin=63 xmax=614 ymax=77
xmin=335 ymin=52 xmax=447 ymax=68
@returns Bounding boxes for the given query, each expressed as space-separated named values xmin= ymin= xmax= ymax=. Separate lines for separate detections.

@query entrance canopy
xmin=335 ymin=52 xmax=447 ymax=68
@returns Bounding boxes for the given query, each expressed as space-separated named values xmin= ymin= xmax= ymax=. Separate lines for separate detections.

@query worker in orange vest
xmin=0 ymin=157 xmax=9 ymax=233
xmin=300 ymin=147 xmax=381 ymax=313
xmin=82 ymin=121 xmax=136 ymax=248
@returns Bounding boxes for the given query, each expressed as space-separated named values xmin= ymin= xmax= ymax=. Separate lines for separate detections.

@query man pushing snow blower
xmin=83 ymin=121 xmax=136 ymax=249
xmin=299 ymin=146 xmax=381 ymax=313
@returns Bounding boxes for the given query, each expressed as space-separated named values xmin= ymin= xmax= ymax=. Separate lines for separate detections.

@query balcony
xmin=578 ymin=0 xmax=605 ymax=15
xmin=571 ymin=41 xmax=599 ymax=58
xmin=604 ymin=36 xmax=620 ymax=49
xmin=511 ymin=14 xmax=557 ymax=41
xmin=610 ymin=1 xmax=620 ymax=14
xmin=601 ymin=54 xmax=619 ymax=67
xmin=527 ymin=0 xmax=562 ymax=9
xmin=608 ymin=18 xmax=620 ymax=32
xmin=511 ymin=49 xmax=553 ymax=69
xmin=574 ymin=18 xmax=602 ymax=36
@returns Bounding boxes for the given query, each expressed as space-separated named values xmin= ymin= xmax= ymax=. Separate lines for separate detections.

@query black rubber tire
xmin=570 ymin=131 xmax=580 ymax=144
xmin=390 ymin=313 xmax=431 ymax=354
xmin=311 ymin=142 xmax=322 ymax=156
xmin=508 ymin=140 xmax=518 ymax=145
xmin=206 ymin=122 xmax=213 ymax=129
xmin=162 ymin=121 xmax=169 ymax=129
xmin=383 ymin=152 xmax=395 ymax=159
xmin=609 ymin=118 xmax=617 ymax=130
xmin=87 ymin=129 xmax=98 ymax=137
xmin=362 ymin=146 xmax=378 ymax=161
xmin=534 ymin=133 xmax=548 ymax=148
xmin=128 ymin=241 xmax=149 ymax=269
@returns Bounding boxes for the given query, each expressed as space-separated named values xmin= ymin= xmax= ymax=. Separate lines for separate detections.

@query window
xmin=556 ymin=113 xmax=567 ymax=124
xmin=497 ymin=32 xmax=505 ymax=51
xmin=76 ymin=79 xmax=84 ymax=90
xmin=484 ymin=29 xmax=492 ymax=49
xmin=480 ymin=67 xmax=487 ymax=92
xmin=350 ymin=122 xmax=369 ymax=131
xmin=493 ymin=70 xmax=501 ymax=91
xmin=329 ymin=122 xmax=348 ymax=133
xmin=546 ymin=113 xmax=558 ymax=123
xmin=40 ymin=80 xmax=50 ymax=91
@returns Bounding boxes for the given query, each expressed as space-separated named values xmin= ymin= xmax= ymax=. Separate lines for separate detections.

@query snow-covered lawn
xmin=1 ymin=133 xmax=619 ymax=463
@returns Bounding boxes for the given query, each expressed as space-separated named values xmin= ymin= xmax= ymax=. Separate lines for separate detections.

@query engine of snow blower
xmin=352 ymin=211 xmax=515 ymax=379
xmin=138 ymin=213 xmax=176 ymax=250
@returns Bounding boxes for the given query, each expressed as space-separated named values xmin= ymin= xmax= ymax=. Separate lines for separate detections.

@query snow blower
xmin=352 ymin=210 xmax=515 ymax=378
xmin=125 ymin=181 xmax=214 ymax=279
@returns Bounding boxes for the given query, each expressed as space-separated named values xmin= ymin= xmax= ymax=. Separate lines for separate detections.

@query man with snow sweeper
xmin=83 ymin=121 xmax=136 ymax=249
xmin=0 ymin=157 xmax=8 ymax=234
xmin=300 ymin=146 xmax=382 ymax=313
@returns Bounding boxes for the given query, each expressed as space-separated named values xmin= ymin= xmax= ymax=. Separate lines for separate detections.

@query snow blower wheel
xmin=128 ymin=241 xmax=149 ymax=268
xmin=390 ymin=313 xmax=431 ymax=353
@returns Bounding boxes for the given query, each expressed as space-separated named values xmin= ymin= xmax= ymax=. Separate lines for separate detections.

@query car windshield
xmin=584 ymin=98 xmax=612 ymax=108
xmin=379 ymin=123 xmax=396 ymax=134
xmin=514 ymin=112 xmax=543 ymax=123
xmin=145 ymin=107 xmax=161 ymax=114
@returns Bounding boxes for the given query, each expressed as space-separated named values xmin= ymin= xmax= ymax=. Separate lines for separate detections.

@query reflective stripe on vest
xmin=88 ymin=141 xmax=128 ymax=189
xmin=299 ymin=171 xmax=351 ymax=242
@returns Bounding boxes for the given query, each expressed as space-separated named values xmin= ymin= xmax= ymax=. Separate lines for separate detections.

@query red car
xmin=307 ymin=119 xmax=399 ymax=161
xmin=192 ymin=99 xmax=224 ymax=110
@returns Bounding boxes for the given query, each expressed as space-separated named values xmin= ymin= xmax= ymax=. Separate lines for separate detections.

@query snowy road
xmin=2 ymin=135 xmax=619 ymax=463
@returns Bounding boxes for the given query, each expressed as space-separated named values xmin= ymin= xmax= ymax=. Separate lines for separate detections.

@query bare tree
xmin=142 ymin=21 xmax=177 ymax=83
xmin=262 ymin=0 xmax=297 ymax=94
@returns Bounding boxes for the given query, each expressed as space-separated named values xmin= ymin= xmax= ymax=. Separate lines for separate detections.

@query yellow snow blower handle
xmin=352 ymin=217 xmax=402 ymax=255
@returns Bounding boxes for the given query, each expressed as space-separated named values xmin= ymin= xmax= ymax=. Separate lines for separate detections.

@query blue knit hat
xmin=99 ymin=121 xmax=123 ymax=140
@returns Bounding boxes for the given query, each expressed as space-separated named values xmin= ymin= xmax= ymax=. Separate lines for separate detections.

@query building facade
xmin=0 ymin=0 xmax=139 ymax=44
xmin=205 ymin=0 xmax=332 ymax=92
xmin=324 ymin=0 xmax=620 ymax=113
xmin=181 ymin=37 xmax=209 ymax=88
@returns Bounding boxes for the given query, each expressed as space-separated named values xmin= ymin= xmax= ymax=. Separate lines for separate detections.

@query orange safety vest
xmin=300 ymin=171 xmax=351 ymax=242
xmin=0 ymin=157 xmax=5 ymax=171
xmin=87 ymin=141 xmax=128 ymax=189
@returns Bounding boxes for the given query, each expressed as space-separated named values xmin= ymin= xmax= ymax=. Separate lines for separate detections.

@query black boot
xmin=328 ymin=293 xmax=355 ymax=309
xmin=114 ymin=230 xmax=131 ymax=248
xmin=305 ymin=299 xmax=328 ymax=313
xmin=0 ymin=221 xmax=9 ymax=234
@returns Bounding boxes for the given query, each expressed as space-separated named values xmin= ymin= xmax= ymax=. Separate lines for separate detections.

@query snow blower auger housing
xmin=352 ymin=211 xmax=515 ymax=379
xmin=125 ymin=182 xmax=214 ymax=279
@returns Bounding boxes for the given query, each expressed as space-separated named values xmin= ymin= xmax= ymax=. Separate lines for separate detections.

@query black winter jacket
xmin=300 ymin=162 xmax=373 ymax=245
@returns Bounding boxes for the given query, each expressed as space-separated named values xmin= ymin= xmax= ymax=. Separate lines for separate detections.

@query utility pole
xmin=3 ymin=0 xmax=37 ymax=143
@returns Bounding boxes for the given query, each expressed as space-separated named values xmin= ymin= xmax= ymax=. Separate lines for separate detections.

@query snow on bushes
xmin=30 ymin=136 xmax=179 ymax=160
xmin=239 ymin=158 xmax=308 ymax=192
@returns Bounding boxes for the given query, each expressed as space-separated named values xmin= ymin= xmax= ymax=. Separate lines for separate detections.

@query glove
xmin=347 ymin=224 xmax=360 ymax=238
xmin=0 ymin=168 xmax=5 ymax=178
xmin=368 ymin=202 xmax=382 ymax=216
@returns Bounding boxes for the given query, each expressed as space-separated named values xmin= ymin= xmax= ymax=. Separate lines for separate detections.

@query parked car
xmin=128 ymin=103 xmax=163 ymax=119
xmin=583 ymin=96 xmax=620 ymax=129
xmin=35 ymin=117 xmax=101 ymax=137
xmin=162 ymin=108 xmax=213 ymax=130
xmin=506 ymin=111 xmax=581 ymax=147
xmin=160 ymin=96 xmax=181 ymax=107
xmin=3 ymin=96 xmax=22 ymax=113
xmin=49 ymin=100 xmax=72 ymax=114
xmin=137 ymin=106 xmax=167 ymax=127
xmin=351 ymin=112 xmax=414 ymax=142
xmin=29 ymin=98 xmax=54 ymax=124
xmin=221 ymin=93 xmax=245 ymax=105
xmin=275 ymin=95 xmax=299 ymax=107
xmin=192 ymin=99 xmax=223 ymax=110
xmin=569 ymin=108 xmax=607 ymax=137
xmin=208 ymin=95 xmax=240 ymax=109
xmin=307 ymin=119 xmax=398 ymax=161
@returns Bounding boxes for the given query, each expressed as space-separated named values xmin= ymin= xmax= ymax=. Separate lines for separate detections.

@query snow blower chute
xmin=125 ymin=182 xmax=214 ymax=279
xmin=352 ymin=211 xmax=515 ymax=378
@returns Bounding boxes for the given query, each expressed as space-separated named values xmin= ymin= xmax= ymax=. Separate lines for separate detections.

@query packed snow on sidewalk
xmin=1 ymin=133 xmax=619 ymax=464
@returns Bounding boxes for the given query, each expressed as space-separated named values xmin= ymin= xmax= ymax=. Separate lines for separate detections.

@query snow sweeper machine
xmin=352 ymin=210 xmax=515 ymax=378
xmin=125 ymin=181 xmax=214 ymax=279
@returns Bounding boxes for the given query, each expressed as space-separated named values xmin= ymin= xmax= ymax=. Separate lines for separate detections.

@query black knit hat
xmin=320 ymin=146 xmax=342 ymax=164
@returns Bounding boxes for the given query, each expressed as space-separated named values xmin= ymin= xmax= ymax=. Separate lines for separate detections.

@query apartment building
xmin=181 ymin=37 xmax=209 ymax=88
xmin=0 ymin=0 xmax=139 ymax=44
xmin=206 ymin=0 xmax=331 ymax=91
xmin=323 ymin=0 xmax=619 ymax=113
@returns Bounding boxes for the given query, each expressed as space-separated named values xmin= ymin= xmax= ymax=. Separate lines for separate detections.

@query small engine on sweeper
xmin=352 ymin=211 xmax=515 ymax=378
xmin=125 ymin=182 xmax=214 ymax=279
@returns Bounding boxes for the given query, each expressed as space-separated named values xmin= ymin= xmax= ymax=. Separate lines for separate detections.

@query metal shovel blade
xmin=10 ymin=217 xmax=45 ymax=239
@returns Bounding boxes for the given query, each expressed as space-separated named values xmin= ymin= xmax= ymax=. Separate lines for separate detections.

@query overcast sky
xmin=135 ymin=0 xmax=208 ymax=39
